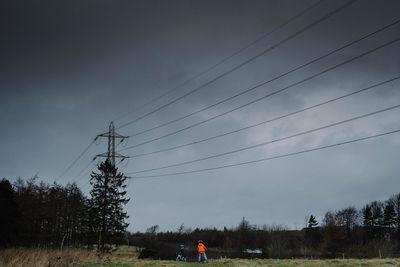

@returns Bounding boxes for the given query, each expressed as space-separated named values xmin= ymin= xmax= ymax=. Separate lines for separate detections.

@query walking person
xmin=197 ymin=240 xmax=207 ymax=263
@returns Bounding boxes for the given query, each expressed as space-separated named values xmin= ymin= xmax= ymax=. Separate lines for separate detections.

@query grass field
xmin=75 ymin=258 xmax=400 ymax=267
xmin=1 ymin=247 xmax=400 ymax=267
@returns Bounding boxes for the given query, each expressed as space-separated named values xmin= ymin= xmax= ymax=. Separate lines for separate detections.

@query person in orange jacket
xmin=197 ymin=240 xmax=207 ymax=262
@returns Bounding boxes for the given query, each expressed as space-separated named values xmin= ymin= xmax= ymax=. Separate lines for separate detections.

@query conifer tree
xmin=370 ymin=201 xmax=384 ymax=226
xmin=362 ymin=204 xmax=373 ymax=227
xmin=383 ymin=201 xmax=396 ymax=228
xmin=89 ymin=159 xmax=129 ymax=250
xmin=305 ymin=214 xmax=320 ymax=249
xmin=308 ymin=215 xmax=319 ymax=228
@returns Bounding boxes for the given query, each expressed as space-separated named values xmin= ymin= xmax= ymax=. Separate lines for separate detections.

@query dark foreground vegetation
xmin=129 ymin=213 xmax=400 ymax=260
xmin=129 ymin=191 xmax=400 ymax=260
xmin=0 ymin=159 xmax=129 ymax=249
xmin=1 ymin=174 xmax=400 ymax=261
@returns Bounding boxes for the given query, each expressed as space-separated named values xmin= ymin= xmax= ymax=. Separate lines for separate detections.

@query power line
xmin=127 ymin=103 xmax=400 ymax=174
xmin=57 ymin=139 xmax=96 ymax=182
xmin=113 ymin=0 xmax=324 ymax=123
xmin=126 ymin=76 xmax=400 ymax=158
xmin=73 ymin=159 xmax=96 ymax=182
xmin=128 ymin=128 xmax=400 ymax=179
xmin=126 ymin=18 xmax=400 ymax=138
xmin=118 ymin=37 xmax=400 ymax=152
xmin=116 ymin=0 xmax=356 ymax=130
xmin=78 ymin=164 xmax=97 ymax=192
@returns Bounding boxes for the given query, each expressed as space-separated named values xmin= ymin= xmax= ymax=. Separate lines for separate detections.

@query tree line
xmin=0 ymin=159 xmax=129 ymax=250
xmin=129 ymin=193 xmax=400 ymax=260
xmin=1 ymin=166 xmax=400 ymax=259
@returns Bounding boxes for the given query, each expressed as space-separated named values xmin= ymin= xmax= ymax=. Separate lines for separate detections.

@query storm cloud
xmin=1 ymin=0 xmax=400 ymax=231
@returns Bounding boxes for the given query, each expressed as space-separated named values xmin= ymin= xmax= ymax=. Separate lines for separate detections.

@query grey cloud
xmin=1 ymin=0 xmax=400 ymax=232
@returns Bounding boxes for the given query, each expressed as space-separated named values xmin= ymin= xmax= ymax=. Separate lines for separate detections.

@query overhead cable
xmin=113 ymin=0 xmax=324 ymax=123
xmin=119 ymin=37 xmax=400 ymax=152
xmin=57 ymin=139 xmax=96 ymax=182
xmin=128 ymin=103 xmax=400 ymax=174
xmin=127 ymin=76 xmax=400 ymax=158
xmin=126 ymin=18 xmax=400 ymax=137
xmin=116 ymin=0 xmax=356 ymax=129
xmin=128 ymin=129 xmax=400 ymax=179
xmin=73 ymin=159 xmax=96 ymax=183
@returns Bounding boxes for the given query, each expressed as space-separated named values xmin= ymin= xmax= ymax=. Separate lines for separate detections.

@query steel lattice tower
xmin=94 ymin=121 xmax=129 ymax=166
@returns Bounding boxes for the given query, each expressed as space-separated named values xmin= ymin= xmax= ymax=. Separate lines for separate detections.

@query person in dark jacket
xmin=176 ymin=244 xmax=187 ymax=261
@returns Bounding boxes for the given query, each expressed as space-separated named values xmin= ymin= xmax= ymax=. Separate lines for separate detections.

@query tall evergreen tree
xmin=383 ymin=201 xmax=396 ymax=228
xmin=370 ymin=201 xmax=384 ymax=227
xmin=89 ymin=160 xmax=130 ymax=250
xmin=308 ymin=215 xmax=319 ymax=228
xmin=362 ymin=204 xmax=373 ymax=227
xmin=305 ymin=214 xmax=321 ymax=249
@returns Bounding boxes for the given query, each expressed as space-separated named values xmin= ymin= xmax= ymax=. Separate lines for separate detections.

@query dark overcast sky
xmin=1 ymin=0 xmax=400 ymax=232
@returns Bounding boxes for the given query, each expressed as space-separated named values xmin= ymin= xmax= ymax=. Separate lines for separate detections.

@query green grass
xmin=73 ymin=246 xmax=400 ymax=266
xmin=75 ymin=258 xmax=400 ymax=267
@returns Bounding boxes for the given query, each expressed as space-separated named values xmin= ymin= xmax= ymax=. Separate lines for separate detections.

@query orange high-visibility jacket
xmin=197 ymin=243 xmax=206 ymax=253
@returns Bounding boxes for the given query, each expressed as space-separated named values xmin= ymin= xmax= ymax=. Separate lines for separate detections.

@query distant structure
xmin=243 ymin=248 xmax=263 ymax=258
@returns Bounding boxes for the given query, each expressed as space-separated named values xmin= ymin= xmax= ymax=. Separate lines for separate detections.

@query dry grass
xmin=0 ymin=247 xmax=98 ymax=267
xmin=1 ymin=248 xmax=400 ymax=267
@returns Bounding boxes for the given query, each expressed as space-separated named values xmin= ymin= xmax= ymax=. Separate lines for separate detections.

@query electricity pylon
xmin=94 ymin=121 xmax=129 ymax=166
